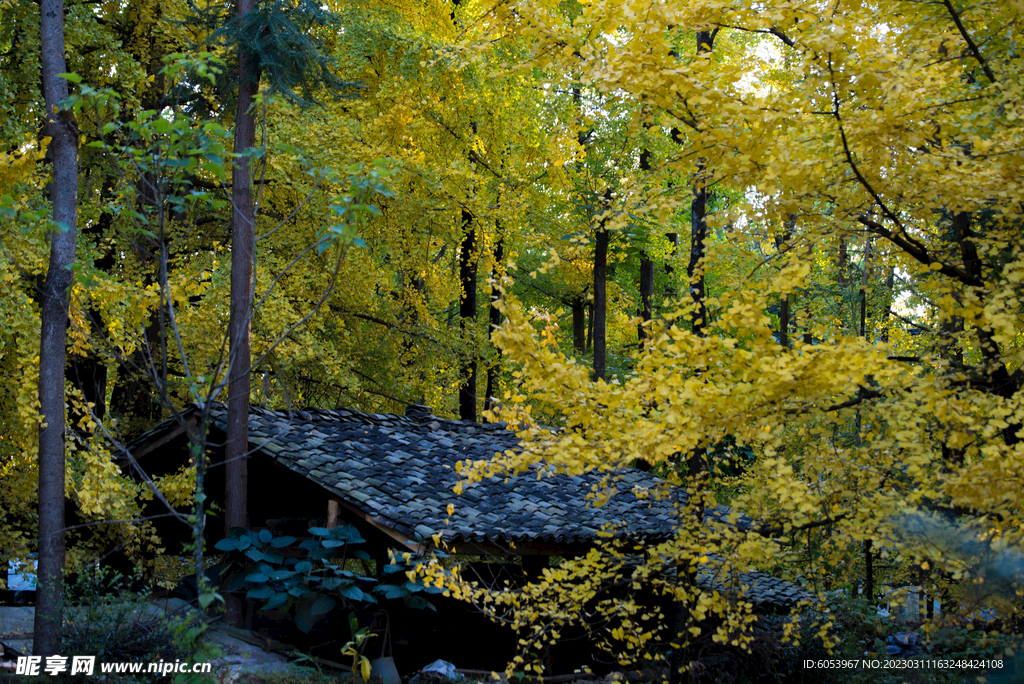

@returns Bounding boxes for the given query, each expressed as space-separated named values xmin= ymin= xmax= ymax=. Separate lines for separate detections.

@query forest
xmin=2 ymin=0 xmax=1023 ymax=680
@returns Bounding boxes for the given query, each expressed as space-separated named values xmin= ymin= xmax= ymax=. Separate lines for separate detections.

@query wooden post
xmin=327 ymin=499 xmax=340 ymax=529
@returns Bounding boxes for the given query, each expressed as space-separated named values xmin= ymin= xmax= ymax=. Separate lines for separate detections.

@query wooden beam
xmin=333 ymin=499 xmax=424 ymax=553
xmin=443 ymin=540 xmax=593 ymax=557
xmin=129 ymin=415 xmax=198 ymax=461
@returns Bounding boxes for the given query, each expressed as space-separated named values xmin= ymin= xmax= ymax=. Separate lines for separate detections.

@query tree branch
xmin=752 ymin=514 xmax=846 ymax=538
xmin=857 ymin=215 xmax=976 ymax=286
xmin=716 ymin=24 xmax=796 ymax=48
xmin=941 ymin=0 xmax=997 ymax=83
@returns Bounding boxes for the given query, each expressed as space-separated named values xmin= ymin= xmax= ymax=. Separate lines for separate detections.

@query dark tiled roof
xmin=128 ymin=403 xmax=811 ymax=607
xmin=697 ymin=560 xmax=816 ymax=607
xmin=129 ymin=403 xmax=752 ymax=547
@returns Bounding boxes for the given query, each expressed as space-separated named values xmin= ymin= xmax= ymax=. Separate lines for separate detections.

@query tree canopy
xmin=1 ymin=0 xmax=1022 ymax=673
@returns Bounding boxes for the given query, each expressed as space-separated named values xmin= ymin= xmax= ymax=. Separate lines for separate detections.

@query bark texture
xmin=35 ymin=0 xmax=79 ymax=656
xmin=459 ymin=209 xmax=478 ymax=421
xmin=226 ymin=0 xmax=258 ymax=548
xmin=485 ymin=234 xmax=503 ymax=413
xmin=592 ymin=190 xmax=612 ymax=381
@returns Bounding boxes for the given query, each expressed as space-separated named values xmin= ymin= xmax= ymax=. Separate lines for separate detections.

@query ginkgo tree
xmin=0 ymin=0 xmax=566 ymax=603
xmin=407 ymin=0 xmax=1024 ymax=676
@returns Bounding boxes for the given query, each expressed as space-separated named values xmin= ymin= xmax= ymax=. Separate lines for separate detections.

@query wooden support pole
xmin=327 ymin=499 xmax=340 ymax=529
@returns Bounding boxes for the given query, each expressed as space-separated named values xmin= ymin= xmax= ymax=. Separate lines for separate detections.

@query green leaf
xmin=338 ymin=584 xmax=367 ymax=602
xmin=407 ymin=594 xmax=435 ymax=611
xmin=197 ymin=591 xmax=222 ymax=609
xmin=311 ymin=595 xmax=336 ymax=616
xmin=375 ymin=584 xmax=407 ymax=600
xmin=262 ymin=549 xmax=286 ymax=564
xmin=247 ymin=586 xmax=277 ymax=600
xmin=270 ymin=536 xmax=296 ymax=548
xmin=268 ymin=569 xmax=296 ymax=580
xmin=258 ymin=529 xmax=273 ymax=543
xmin=245 ymin=572 xmax=269 ymax=583
xmin=263 ymin=593 xmax=288 ymax=611
xmin=58 ymin=72 xmax=82 ymax=84
xmin=215 ymin=538 xmax=239 ymax=552
xmin=295 ymin=605 xmax=314 ymax=633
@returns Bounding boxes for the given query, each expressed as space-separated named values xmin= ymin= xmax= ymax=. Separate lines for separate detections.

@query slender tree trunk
xmin=459 ymin=209 xmax=478 ymax=421
xmin=859 ymin=236 xmax=872 ymax=341
xmin=638 ymin=258 xmax=654 ymax=348
xmin=881 ymin=266 xmax=895 ymax=343
xmin=664 ymin=231 xmax=678 ymax=297
xmin=803 ymin=302 xmax=813 ymax=345
xmin=638 ymin=148 xmax=654 ymax=349
xmin=585 ymin=301 xmax=593 ymax=353
xmin=592 ymin=190 xmax=611 ymax=381
xmin=686 ymin=32 xmax=715 ymax=339
xmin=571 ymin=296 xmax=587 ymax=353
xmin=838 ymin=236 xmax=848 ymax=288
xmin=778 ymin=296 xmax=790 ymax=349
xmin=485 ymin=233 xmax=503 ymax=413
xmin=35 ymin=0 xmax=79 ymax=656
xmin=688 ymin=162 xmax=709 ymax=336
xmin=774 ymin=218 xmax=794 ymax=349
xmin=226 ymin=0 xmax=259 ymax=626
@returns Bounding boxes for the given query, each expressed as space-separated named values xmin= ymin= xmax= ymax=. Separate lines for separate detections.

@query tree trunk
xmin=459 ymin=209 xmax=478 ymax=421
xmin=859 ymin=235 xmax=872 ymax=341
xmin=638 ymin=148 xmax=654 ymax=348
xmin=226 ymin=0 xmax=259 ymax=626
xmin=485 ymin=234 xmax=503 ymax=413
xmin=585 ymin=301 xmax=593 ymax=353
xmin=638 ymin=257 xmax=654 ymax=348
xmin=571 ymin=296 xmax=587 ymax=353
xmin=779 ymin=295 xmax=790 ymax=349
xmin=954 ymin=211 xmax=1021 ymax=444
xmin=775 ymin=217 xmax=795 ymax=348
xmin=35 ymin=0 xmax=79 ymax=656
xmin=881 ymin=266 xmax=896 ymax=343
xmin=688 ymin=163 xmax=709 ymax=336
xmin=686 ymin=31 xmax=715 ymax=339
xmin=664 ymin=231 xmax=678 ymax=298
xmin=671 ymin=32 xmax=716 ymax=684
xmin=592 ymin=190 xmax=611 ymax=381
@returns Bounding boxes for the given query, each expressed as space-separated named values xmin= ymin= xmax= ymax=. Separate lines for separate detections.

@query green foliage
xmin=61 ymin=568 xmax=185 ymax=663
xmin=216 ymin=524 xmax=444 ymax=633
xmin=774 ymin=597 xmax=1022 ymax=684
xmin=187 ymin=0 xmax=359 ymax=107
